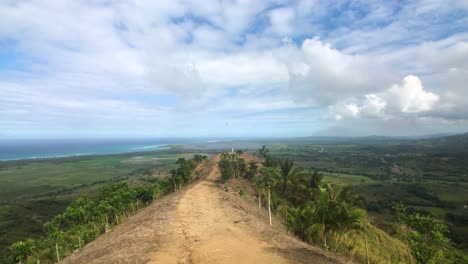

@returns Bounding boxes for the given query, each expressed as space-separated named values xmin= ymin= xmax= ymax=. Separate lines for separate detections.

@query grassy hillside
xmin=0 ymin=150 xmax=207 ymax=257
xmin=256 ymin=135 xmax=468 ymax=253
xmin=1 ymin=134 xmax=467 ymax=261
xmin=174 ymin=135 xmax=467 ymax=253
xmin=218 ymin=152 xmax=416 ymax=263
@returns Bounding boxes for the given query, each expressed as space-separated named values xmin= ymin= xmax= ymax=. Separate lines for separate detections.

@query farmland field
xmin=0 ymin=149 xmax=209 ymax=256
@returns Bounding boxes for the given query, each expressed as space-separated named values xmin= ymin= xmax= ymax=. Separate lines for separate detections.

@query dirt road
xmin=63 ymin=156 xmax=343 ymax=264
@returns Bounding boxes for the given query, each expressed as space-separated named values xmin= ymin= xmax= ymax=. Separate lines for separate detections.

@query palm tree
xmin=259 ymin=167 xmax=279 ymax=225
xmin=286 ymin=169 xmax=323 ymax=205
xmin=278 ymin=159 xmax=304 ymax=195
xmin=309 ymin=169 xmax=324 ymax=189
xmin=288 ymin=184 xmax=366 ymax=248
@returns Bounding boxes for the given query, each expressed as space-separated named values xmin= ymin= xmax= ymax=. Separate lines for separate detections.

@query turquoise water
xmin=0 ymin=138 xmax=199 ymax=161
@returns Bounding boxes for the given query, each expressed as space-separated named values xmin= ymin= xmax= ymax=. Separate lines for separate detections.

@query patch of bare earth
xmin=63 ymin=155 xmax=347 ymax=264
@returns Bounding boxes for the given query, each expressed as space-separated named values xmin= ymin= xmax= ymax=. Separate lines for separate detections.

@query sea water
xmin=0 ymin=138 xmax=197 ymax=161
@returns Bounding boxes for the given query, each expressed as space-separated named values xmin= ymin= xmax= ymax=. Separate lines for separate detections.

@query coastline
xmin=0 ymin=143 xmax=171 ymax=162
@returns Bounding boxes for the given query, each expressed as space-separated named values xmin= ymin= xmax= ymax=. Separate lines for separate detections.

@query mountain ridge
xmin=62 ymin=155 xmax=344 ymax=264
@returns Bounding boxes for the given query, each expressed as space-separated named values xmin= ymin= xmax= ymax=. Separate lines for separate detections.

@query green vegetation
xmin=393 ymin=204 xmax=467 ymax=263
xmin=169 ymin=156 xmax=205 ymax=191
xmin=256 ymin=167 xmax=277 ymax=225
xmin=2 ymin=134 xmax=468 ymax=263
xmin=217 ymin=151 xmax=247 ymax=182
xmin=0 ymin=150 xmax=207 ymax=260
xmin=220 ymin=145 xmax=467 ymax=263
xmin=6 ymin=183 xmax=157 ymax=263
xmin=241 ymin=136 xmax=468 ymax=255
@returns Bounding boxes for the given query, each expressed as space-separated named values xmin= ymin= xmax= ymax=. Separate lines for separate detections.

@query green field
xmin=0 ymin=150 xmax=208 ymax=256
xmin=253 ymin=138 xmax=468 ymax=253
xmin=1 ymin=135 xmax=468 ymax=257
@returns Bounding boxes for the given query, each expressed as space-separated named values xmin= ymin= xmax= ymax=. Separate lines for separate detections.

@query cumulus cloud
xmin=328 ymin=75 xmax=440 ymax=120
xmin=282 ymin=37 xmax=393 ymax=105
xmin=0 ymin=0 xmax=467 ymax=137
xmin=387 ymin=75 xmax=439 ymax=113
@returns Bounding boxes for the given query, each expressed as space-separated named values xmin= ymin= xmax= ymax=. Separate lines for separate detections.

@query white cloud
xmin=359 ymin=94 xmax=387 ymax=117
xmin=328 ymin=75 xmax=440 ymax=120
xmin=387 ymin=75 xmax=439 ymax=113
xmin=269 ymin=7 xmax=295 ymax=35
xmin=0 ymin=0 xmax=467 ymax=137
xmin=282 ymin=37 xmax=393 ymax=105
xmin=196 ymin=53 xmax=289 ymax=87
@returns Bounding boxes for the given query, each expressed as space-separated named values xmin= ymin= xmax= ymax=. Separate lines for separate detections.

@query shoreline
xmin=0 ymin=144 xmax=172 ymax=162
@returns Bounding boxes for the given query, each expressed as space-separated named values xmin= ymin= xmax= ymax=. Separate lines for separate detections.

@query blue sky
xmin=1 ymin=0 xmax=468 ymax=138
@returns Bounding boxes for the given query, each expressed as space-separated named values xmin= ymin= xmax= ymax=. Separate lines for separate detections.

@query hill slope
xmin=62 ymin=155 xmax=343 ymax=264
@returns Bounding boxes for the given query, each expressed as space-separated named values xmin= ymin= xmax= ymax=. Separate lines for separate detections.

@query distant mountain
xmin=416 ymin=132 xmax=459 ymax=139
xmin=414 ymin=132 xmax=468 ymax=152
xmin=284 ymin=132 xmax=468 ymax=152
xmin=299 ymin=132 xmax=465 ymax=143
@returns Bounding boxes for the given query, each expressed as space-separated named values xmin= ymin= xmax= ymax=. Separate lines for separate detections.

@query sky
xmin=0 ymin=0 xmax=468 ymax=138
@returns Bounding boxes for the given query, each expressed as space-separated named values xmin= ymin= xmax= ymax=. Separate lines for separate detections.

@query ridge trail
xmin=63 ymin=155 xmax=342 ymax=264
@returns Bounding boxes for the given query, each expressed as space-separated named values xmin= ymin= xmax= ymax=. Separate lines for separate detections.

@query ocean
xmin=0 ymin=138 xmax=200 ymax=161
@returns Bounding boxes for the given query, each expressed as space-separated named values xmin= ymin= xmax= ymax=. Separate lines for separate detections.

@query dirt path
xmin=150 ymin=156 xmax=285 ymax=263
xmin=63 ymin=156 xmax=343 ymax=264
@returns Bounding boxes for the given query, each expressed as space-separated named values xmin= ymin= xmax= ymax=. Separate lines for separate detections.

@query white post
xmin=268 ymin=188 xmax=272 ymax=225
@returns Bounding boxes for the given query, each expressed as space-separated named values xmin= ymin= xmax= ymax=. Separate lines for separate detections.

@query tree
xmin=170 ymin=169 xmax=181 ymax=191
xmin=263 ymin=155 xmax=276 ymax=168
xmin=218 ymin=153 xmax=235 ymax=182
xmin=259 ymin=145 xmax=269 ymax=160
xmin=393 ymin=204 xmax=451 ymax=263
xmin=258 ymin=146 xmax=276 ymax=168
xmin=309 ymin=169 xmax=324 ymax=189
xmin=70 ymin=225 xmax=91 ymax=250
xmin=259 ymin=167 xmax=279 ymax=225
xmin=246 ymin=160 xmax=258 ymax=180
xmin=6 ymin=155 xmax=207 ymax=263
xmin=9 ymin=239 xmax=35 ymax=264
xmin=218 ymin=152 xmax=247 ymax=181
xmin=175 ymin=158 xmax=193 ymax=185
xmin=44 ymin=222 xmax=64 ymax=262
xmin=288 ymin=184 xmax=366 ymax=249
xmin=278 ymin=159 xmax=304 ymax=195
xmin=193 ymin=154 xmax=207 ymax=163
xmin=235 ymin=158 xmax=247 ymax=178
xmin=135 ymin=187 xmax=153 ymax=204
xmin=254 ymin=174 xmax=265 ymax=212
xmin=285 ymin=169 xmax=324 ymax=205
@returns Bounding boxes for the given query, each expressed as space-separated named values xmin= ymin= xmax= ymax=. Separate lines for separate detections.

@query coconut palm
xmin=287 ymin=169 xmax=323 ymax=205
xmin=278 ymin=159 xmax=305 ymax=195
xmin=309 ymin=169 xmax=324 ymax=189
xmin=288 ymin=184 xmax=366 ymax=249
